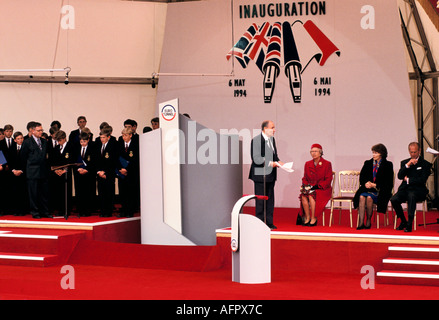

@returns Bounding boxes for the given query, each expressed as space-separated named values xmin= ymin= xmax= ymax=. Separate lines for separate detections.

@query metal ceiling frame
xmin=0 ymin=75 xmax=154 ymax=85
xmin=400 ymin=0 xmax=439 ymax=206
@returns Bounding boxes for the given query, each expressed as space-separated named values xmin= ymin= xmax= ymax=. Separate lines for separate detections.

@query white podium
xmin=231 ymin=195 xmax=271 ymax=284
xmin=140 ymin=98 xmax=242 ymax=245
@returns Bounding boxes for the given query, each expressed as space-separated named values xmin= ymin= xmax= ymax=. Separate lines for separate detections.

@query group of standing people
xmin=249 ymin=120 xmax=432 ymax=232
xmin=0 ymin=117 xmax=141 ymax=219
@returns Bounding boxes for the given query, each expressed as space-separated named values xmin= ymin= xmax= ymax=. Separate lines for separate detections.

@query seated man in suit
xmin=391 ymin=142 xmax=432 ymax=232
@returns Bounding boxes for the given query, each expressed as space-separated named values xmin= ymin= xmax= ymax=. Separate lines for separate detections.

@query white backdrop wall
xmin=0 ymin=0 xmax=166 ymax=136
xmin=157 ymin=0 xmax=417 ymax=208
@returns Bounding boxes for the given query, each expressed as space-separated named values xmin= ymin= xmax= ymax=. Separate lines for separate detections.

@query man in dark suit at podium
xmin=249 ymin=120 xmax=283 ymax=229
xmin=391 ymin=142 xmax=432 ymax=232
xmin=20 ymin=122 xmax=52 ymax=219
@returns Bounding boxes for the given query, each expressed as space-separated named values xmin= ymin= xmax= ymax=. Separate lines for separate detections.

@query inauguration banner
xmin=157 ymin=0 xmax=416 ymax=208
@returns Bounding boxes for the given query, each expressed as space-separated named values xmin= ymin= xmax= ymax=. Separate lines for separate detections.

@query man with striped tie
xmin=20 ymin=122 xmax=52 ymax=219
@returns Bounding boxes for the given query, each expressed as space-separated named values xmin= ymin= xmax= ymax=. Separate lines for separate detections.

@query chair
xmin=322 ymin=171 xmax=336 ymax=227
xmin=357 ymin=203 xmax=391 ymax=229
xmin=369 ymin=172 xmax=395 ymax=229
xmin=392 ymin=199 xmax=427 ymax=231
xmin=329 ymin=170 xmax=360 ymax=227
xmin=374 ymin=204 xmax=390 ymax=229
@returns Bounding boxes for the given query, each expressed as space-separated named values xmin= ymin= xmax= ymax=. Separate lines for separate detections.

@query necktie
xmin=81 ymin=147 xmax=85 ymax=159
xmin=267 ymin=138 xmax=274 ymax=151
xmin=7 ymin=138 xmax=10 ymax=148
xmin=125 ymin=143 xmax=128 ymax=152
xmin=101 ymin=144 xmax=105 ymax=155
xmin=37 ymin=139 xmax=42 ymax=150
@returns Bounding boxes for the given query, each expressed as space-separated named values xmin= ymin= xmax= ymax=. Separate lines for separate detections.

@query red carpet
xmin=1 ymin=207 xmax=439 ymax=301
xmin=2 ymin=261 xmax=439 ymax=300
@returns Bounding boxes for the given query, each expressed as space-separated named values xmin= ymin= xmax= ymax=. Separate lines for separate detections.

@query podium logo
xmin=231 ymin=239 xmax=238 ymax=252
xmin=226 ymin=20 xmax=340 ymax=103
xmin=161 ymin=104 xmax=177 ymax=121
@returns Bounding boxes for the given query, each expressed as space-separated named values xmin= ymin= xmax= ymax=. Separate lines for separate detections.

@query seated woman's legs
xmin=357 ymin=195 xmax=374 ymax=229
xmin=365 ymin=196 xmax=374 ymax=228
xmin=301 ymin=195 xmax=310 ymax=224
xmin=301 ymin=195 xmax=316 ymax=225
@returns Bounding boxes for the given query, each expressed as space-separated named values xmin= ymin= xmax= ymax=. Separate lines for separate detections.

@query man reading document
xmin=249 ymin=120 xmax=285 ymax=230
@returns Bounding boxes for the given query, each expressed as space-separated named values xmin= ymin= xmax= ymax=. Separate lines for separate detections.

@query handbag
xmin=296 ymin=212 xmax=303 ymax=225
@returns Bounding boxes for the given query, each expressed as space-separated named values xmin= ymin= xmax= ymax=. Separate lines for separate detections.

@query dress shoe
xmin=308 ymin=219 xmax=317 ymax=227
xmin=268 ymin=224 xmax=277 ymax=230
xmin=33 ymin=215 xmax=42 ymax=219
xmin=404 ymin=224 xmax=413 ymax=232
xmin=396 ymin=222 xmax=407 ymax=230
xmin=357 ymin=224 xmax=365 ymax=230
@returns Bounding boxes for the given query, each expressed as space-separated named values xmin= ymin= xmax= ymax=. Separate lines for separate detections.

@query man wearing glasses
xmin=21 ymin=122 xmax=52 ymax=219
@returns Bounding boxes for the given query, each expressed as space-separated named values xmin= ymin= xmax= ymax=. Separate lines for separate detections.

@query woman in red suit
xmin=299 ymin=144 xmax=333 ymax=226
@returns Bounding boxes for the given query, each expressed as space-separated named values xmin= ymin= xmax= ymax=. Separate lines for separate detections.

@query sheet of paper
xmin=277 ymin=161 xmax=294 ymax=173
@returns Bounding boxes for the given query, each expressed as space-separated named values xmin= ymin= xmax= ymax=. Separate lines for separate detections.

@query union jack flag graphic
xmin=262 ymin=22 xmax=282 ymax=103
xmin=227 ymin=20 xmax=340 ymax=104
xmin=226 ymin=22 xmax=271 ymax=70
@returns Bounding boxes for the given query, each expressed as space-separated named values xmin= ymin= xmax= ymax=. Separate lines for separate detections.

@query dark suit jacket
xmin=9 ymin=145 xmax=25 ymax=172
xmin=69 ymin=129 xmax=94 ymax=148
xmin=20 ymin=136 xmax=49 ymax=180
xmin=0 ymin=138 xmax=16 ymax=164
xmin=118 ymin=133 xmax=139 ymax=145
xmin=248 ymin=133 xmax=280 ymax=183
xmin=117 ymin=139 xmax=140 ymax=179
xmin=50 ymin=141 xmax=75 ymax=169
xmin=396 ymin=156 xmax=431 ymax=196
xmin=353 ymin=158 xmax=394 ymax=213
xmin=96 ymin=139 xmax=119 ymax=179
xmin=75 ymin=141 xmax=96 ymax=175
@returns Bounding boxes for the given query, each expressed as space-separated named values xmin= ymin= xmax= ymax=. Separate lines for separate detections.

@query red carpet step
xmin=67 ymin=239 xmax=224 ymax=272
xmin=0 ymin=252 xmax=58 ymax=267
xmin=377 ymin=246 xmax=439 ymax=286
xmin=0 ymin=228 xmax=85 ymax=267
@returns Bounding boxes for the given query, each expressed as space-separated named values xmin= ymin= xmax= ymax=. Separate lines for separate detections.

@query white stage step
xmin=378 ymin=246 xmax=439 ymax=286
